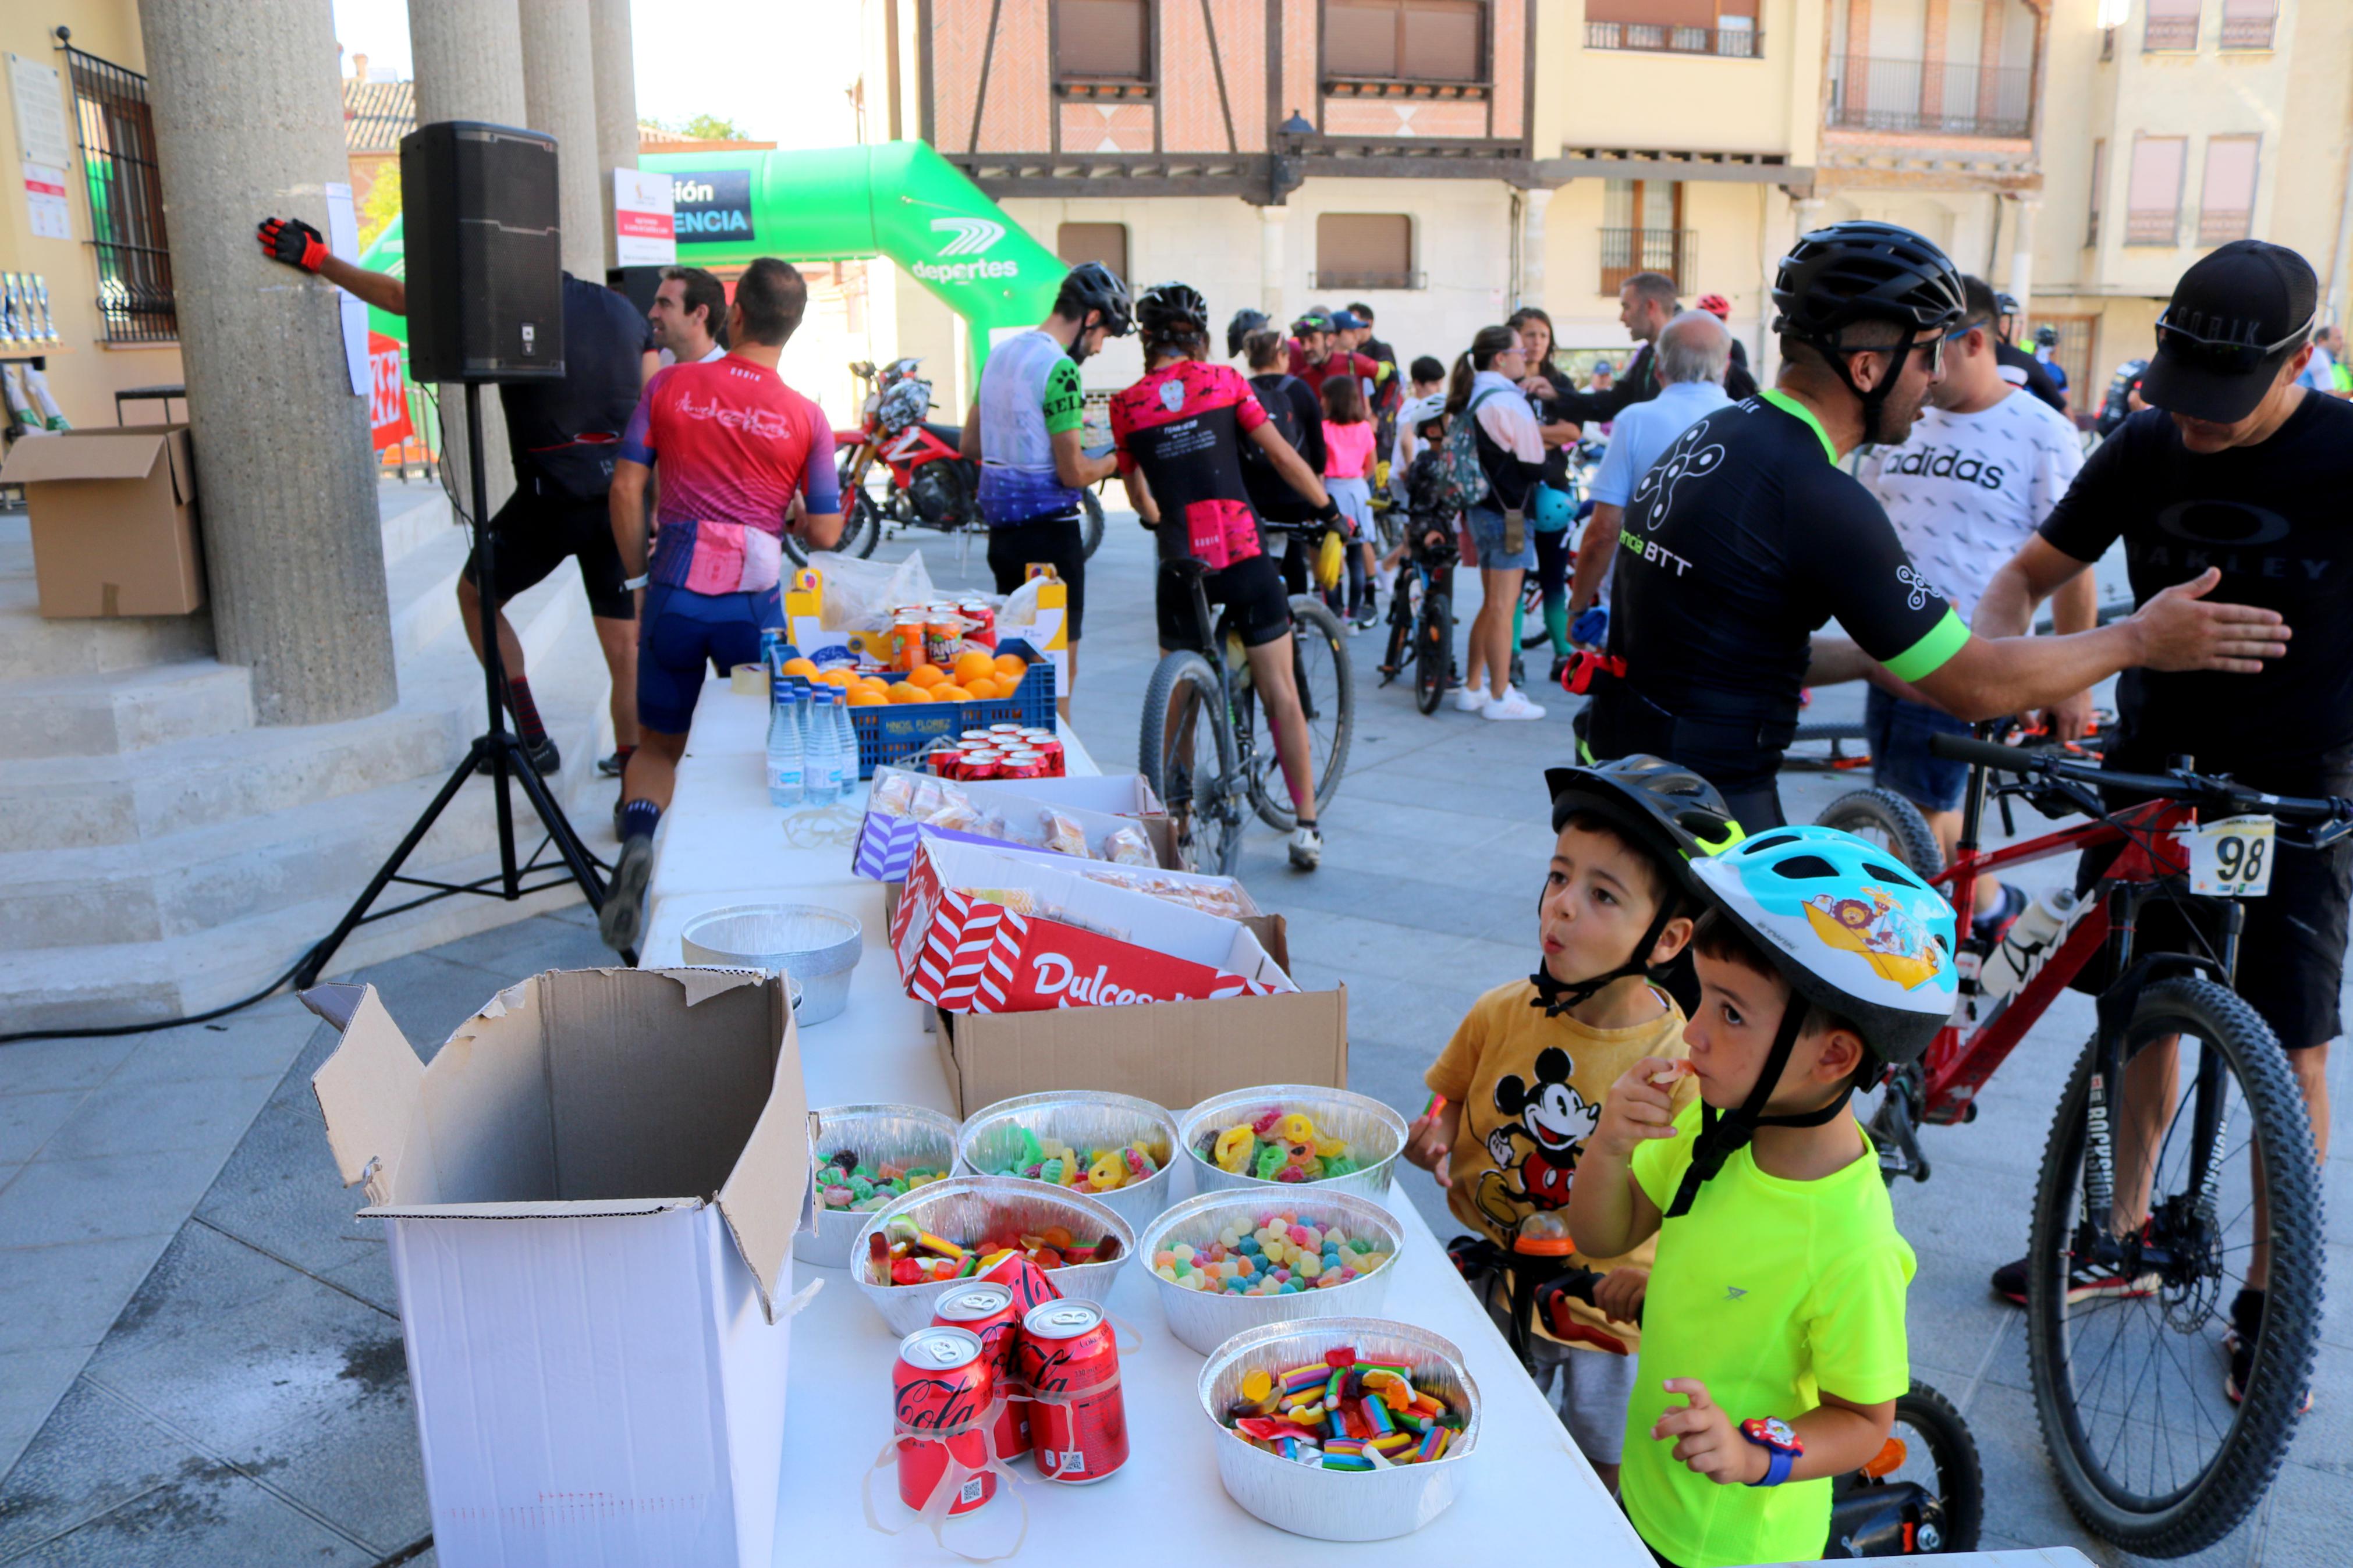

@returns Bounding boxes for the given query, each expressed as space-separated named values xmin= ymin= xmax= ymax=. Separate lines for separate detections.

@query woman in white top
xmin=1446 ymin=324 xmax=1550 ymax=721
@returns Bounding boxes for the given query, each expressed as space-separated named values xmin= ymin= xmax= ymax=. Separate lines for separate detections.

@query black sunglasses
xmin=2155 ymin=305 xmax=2317 ymax=375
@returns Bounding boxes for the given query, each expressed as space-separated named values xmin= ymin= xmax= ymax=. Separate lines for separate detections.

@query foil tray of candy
xmin=1197 ymin=1318 xmax=1481 ymax=1541
xmin=954 ymin=1089 xmax=1181 ymax=1234
xmin=1178 ymin=1085 xmax=1406 ymax=1206
xmin=1138 ymin=1189 xmax=1404 ymax=1354
xmin=850 ymin=1174 xmax=1135 ymax=1335
xmin=796 ymin=1103 xmax=963 ymax=1269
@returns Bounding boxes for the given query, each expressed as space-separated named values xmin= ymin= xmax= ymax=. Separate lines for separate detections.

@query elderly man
xmin=1566 ymin=309 xmax=1736 ymax=626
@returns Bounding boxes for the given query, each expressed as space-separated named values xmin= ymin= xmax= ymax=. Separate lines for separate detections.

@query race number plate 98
xmin=2188 ymin=815 xmax=2276 ymax=898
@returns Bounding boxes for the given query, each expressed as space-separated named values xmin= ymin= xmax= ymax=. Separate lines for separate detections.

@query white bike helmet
xmin=1400 ymin=393 xmax=1447 ymax=432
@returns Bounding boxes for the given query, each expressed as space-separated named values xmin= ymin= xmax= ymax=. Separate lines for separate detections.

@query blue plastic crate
xmin=778 ymin=641 xmax=1057 ymax=778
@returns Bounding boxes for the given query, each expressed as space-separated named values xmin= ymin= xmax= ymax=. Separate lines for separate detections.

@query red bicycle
xmin=1858 ymin=731 xmax=2337 ymax=1555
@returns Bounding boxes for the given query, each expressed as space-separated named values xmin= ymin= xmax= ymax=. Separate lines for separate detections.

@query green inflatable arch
xmin=357 ymin=141 xmax=1064 ymax=383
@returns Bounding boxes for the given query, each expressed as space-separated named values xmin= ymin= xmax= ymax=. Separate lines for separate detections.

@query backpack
xmin=1240 ymin=374 xmax=1310 ymax=478
xmin=1429 ymin=389 xmax=1505 ymax=517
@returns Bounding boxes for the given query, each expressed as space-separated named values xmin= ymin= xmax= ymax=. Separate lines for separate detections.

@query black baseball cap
xmin=2139 ymin=240 xmax=2319 ymax=424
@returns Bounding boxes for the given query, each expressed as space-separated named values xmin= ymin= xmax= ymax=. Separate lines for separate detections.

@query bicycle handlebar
xmin=1927 ymin=733 xmax=2353 ymax=825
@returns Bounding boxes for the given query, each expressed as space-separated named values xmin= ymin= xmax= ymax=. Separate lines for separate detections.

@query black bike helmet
xmin=1227 ymin=307 xmax=1270 ymax=360
xmin=1137 ymin=282 xmax=1212 ymax=352
xmin=1771 ymin=220 xmax=1965 ymax=442
xmin=1530 ymin=756 xmax=1743 ymax=1016
xmin=1994 ymin=290 xmax=2021 ymax=318
xmin=1053 ymin=261 xmax=1134 ymax=339
xmin=1291 ymin=308 xmax=1335 ymax=337
xmin=2034 ymin=323 xmax=2060 ymax=349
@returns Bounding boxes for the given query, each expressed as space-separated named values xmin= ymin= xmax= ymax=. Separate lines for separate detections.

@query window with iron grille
xmin=2143 ymin=0 xmax=2201 ymax=52
xmin=1600 ymin=179 xmax=1691 ymax=294
xmin=2198 ymin=136 xmax=2258 ymax=246
xmin=2219 ymin=0 xmax=2276 ymax=51
xmin=2125 ymin=135 xmax=2185 ymax=246
xmin=62 ymin=44 xmax=176 ymax=343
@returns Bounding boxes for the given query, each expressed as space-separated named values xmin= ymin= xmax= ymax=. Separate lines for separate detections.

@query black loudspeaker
xmin=606 ymin=264 xmax=665 ymax=319
xmin=401 ymin=120 xmax=564 ymax=383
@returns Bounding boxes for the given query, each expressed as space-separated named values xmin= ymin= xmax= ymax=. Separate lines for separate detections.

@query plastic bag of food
xmin=870 ymin=770 xmax=919 ymax=817
xmin=1101 ymin=824 xmax=1158 ymax=867
xmin=816 ymin=551 xmax=936 ymax=631
xmin=1042 ymin=810 xmax=1092 ymax=858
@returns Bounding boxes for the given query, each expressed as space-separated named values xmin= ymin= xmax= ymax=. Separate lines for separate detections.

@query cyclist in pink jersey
xmin=603 ymin=259 xmax=842 ymax=951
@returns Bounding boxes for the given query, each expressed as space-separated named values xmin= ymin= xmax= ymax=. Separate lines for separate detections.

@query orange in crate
xmin=888 ymin=682 xmax=932 ymax=704
xmin=992 ymin=653 xmax=1030 ymax=682
xmin=952 ymin=650 xmax=996 ymax=688
xmin=907 ymin=665 xmax=948 ymax=689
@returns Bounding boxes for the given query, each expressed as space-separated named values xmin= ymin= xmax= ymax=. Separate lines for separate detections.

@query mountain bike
xmin=1856 ymin=733 xmax=2335 ymax=1555
xmin=1138 ymin=557 xmax=1354 ymax=874
xmin=1445 ymin=1232 xmax=1983 ymax=1556
xmin=1377 ymin=526 xmax=1458 ymax=715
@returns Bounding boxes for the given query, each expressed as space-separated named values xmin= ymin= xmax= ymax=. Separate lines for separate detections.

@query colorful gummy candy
xmin=1152 ymin=1210 xmax=1392 ymax=1296
xmin=817 ymin=1149 xmax=946 ymax=1212
xmin=1220 ymin=1346 xmax=1464 ymax=1470
xmin=981 ymin=1125 xmax=1165 ymax=1194
xmin=867 ymin=1214 xmax=1120 ymax=1286
xmin=1197 ymin=1109 xmax=1361 ymax=1185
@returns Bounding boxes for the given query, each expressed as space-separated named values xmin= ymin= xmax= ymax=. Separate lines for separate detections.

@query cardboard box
xmin=0 ymin=424 xmax=204 ymax=617
xmin=892 ymin=837 xmax=1291 ymax=1012
xmin=936 ymin=955 xmax=1350 ymax=1117
xmin=853 ymin=766 xmax=1180 ymax=881
xmin=307 ymin=968 xmax=811 ymax=1568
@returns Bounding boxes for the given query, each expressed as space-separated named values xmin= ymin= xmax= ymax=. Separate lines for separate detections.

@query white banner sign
xmin=613 ymin=168 xmax=676 ymax=266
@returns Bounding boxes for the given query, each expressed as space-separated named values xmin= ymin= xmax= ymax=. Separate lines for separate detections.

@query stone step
xmin=0 ymin=568 xmax=217 ymax=679
xmin=378 ymin=478 xmax=454 ymax=568
xmin=0 ymin=659 xmax=256 ymax=760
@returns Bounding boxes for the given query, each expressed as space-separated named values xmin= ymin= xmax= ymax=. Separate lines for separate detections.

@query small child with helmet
xmin=1403 ymin=757 xmax=1738 ymax=1489
xmin=1570 ymin=825 xmax=1954 ymax=1568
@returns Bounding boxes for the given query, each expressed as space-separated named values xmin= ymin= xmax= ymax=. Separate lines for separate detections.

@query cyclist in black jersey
xmin=1112 ymin=282 xmax=1347 ymax=870
xmin=1585 ymin=220 xmax=2293 ymax=829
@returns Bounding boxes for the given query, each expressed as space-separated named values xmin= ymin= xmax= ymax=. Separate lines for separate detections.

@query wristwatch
xmin=1740 ymin=1417 xmax=1802 ymax=1487
xmin=623 ymin=573 xmax=651 ymax=591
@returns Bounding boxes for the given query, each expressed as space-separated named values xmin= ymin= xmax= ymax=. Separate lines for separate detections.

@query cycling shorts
xmin=986 ymin=515 xmax=1087 ymax=642
xmin=636 ymin=582 xmax=780 ymax=735
xmin=1157 ymin=554 xmax=1291 ymax=656
xmin=463 ymin=480 xmax=633 ymax=620
xmin=2069 ymin=744 xmax=2353 ymax=1051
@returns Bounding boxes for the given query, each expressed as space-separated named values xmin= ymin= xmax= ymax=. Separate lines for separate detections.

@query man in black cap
xmin=1976 ymin=241 xmax=2345 ymax=1392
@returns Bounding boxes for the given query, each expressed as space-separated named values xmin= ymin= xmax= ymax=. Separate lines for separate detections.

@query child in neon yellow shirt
xmin=1571 ymin=826 xmax=1957 ymax=1567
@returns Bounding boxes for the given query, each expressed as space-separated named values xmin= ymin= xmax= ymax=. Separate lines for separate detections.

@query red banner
xmin=367 ymin=331 xmax=414 ymax=453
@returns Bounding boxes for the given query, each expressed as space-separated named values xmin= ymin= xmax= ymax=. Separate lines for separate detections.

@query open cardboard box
xmin=0 ymin=424 xmax=204 ymax=617
xmin=306 ymin=968 xmax=809 ymax=1568
xmin=934 ymin=912 xmax=1348 ymax=1114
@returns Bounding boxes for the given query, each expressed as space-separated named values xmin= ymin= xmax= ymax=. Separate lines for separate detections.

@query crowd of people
xmin=264 ymin=197 xmax=2346 ymax=1565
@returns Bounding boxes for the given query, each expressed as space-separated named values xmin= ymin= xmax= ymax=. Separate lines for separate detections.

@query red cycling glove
xmin=257 ymin=215 xmax=328 ymax=272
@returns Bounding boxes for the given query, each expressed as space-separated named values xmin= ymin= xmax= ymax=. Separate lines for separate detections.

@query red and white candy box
xmin=891 ymin=838 xmax=1294 ymax=1014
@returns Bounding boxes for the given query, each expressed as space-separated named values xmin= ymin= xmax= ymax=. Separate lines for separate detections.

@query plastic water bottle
xmin=1979 ymin=887 xmax=2081 ymax=1002
xmin=802 ymin=691 xmax=840 ymax=805
xmin=832 ymin=688 xmax=861 ymax=797
xmin=766 ymin=690 xmax=803 ymax=806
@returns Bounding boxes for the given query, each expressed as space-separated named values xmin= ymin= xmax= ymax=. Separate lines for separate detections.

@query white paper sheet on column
xmin=20 ymin=163 xmax=68 ymax=240
xmin=325 ymin=182 xmax=370 ymax=397
xmin=613 ymin=168 xmax=677 ymax=266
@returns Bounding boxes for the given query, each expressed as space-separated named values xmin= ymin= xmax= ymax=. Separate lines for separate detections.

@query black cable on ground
xmin=0 ymin=938 xmax=328 ymax=1046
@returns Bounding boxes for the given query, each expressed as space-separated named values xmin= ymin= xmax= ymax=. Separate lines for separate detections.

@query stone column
xmin=519 ymin=0 xmax=606 ymax=282
xmin=136 ymin=0 xmax=396 ymax=725
xmin=2007 ymin=195 xmax=2038 ymax=337
xmin=1518 ymin=185 xmax=1553 ymax=311
xmin=590 ymin=0 xmax=640 ymax=272
xmin=1259 ymin=205 xmax=1289 ymax=321
xmin=409 ymin=0 xmax=527 ymax=514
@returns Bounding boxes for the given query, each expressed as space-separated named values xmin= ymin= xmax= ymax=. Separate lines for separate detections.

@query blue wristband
xmin=1747 ymin=1445 xmax=1794 ymax=1487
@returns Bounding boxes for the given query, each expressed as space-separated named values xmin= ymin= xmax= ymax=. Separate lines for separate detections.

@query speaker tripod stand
xmin=294 ymin=383 xmax=627 ymax=989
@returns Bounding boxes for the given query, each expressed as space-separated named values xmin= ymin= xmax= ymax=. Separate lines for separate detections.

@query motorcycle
xmin=816 ymin=357 xmax=1107 ymax=567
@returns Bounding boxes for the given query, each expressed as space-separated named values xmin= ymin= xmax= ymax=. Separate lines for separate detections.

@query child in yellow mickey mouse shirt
xmin=1404 ymin=765 xmax=1708 ymax=1489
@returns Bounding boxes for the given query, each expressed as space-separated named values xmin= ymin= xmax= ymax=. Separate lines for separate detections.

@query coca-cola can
xmin=893 ymin=1326 xmax=997 ymax=1514
xmin=996 ymin=753 xmax=1045 ymax=781
xmin=988 ymin=723 xmax=1025 ymax=738
xmin=933 ymin=1283 xmax=1031 ymax=1462
xmin=979 ymin=1252 xmax=1060 ymax=1314
xmin=958 ymin=729 xmax=997 ymax=746
xmin=960 ymin=599 xmax=998 ymax=649
xmin=959 ymin=751 xmax=1001 ymax=781
xmin=1015 ymin=1300 xmax=1128 ymax=1482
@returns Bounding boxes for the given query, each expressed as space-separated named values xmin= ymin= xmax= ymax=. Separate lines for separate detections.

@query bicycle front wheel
xmin=1079 ymin=489 xmax=1106 ymax=560
xmin=1414 ymin=591 xmax=1453 ymax=716
xmin=1138 ymin=651 xmax=1243 ymax=876
xmin=2025 ymin=976 xmax=2321 ymax=1555
xmin=1815 ymin=787 xmax=1944 ymax=879
xmin=1249 ymin=596 xmax=1355 ymax=832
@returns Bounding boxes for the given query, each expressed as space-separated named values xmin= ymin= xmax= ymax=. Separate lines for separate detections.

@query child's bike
xmin=1860 ymin=733 xmax=2336 ymax=1555
xmin=1377 ymin=529 xmax=1458 ymax=715
xmin=1443 ymin=1232 xmax=1984 ymax=1555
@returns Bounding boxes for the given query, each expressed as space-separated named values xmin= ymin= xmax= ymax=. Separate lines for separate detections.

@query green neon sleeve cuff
xmin=1881 ymin=609 xmax=1969 ymax=684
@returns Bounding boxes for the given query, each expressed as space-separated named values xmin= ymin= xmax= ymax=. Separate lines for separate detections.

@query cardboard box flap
xmin=716 ymin=980 xmax=808 ymax=1322
xmin=360 ymin=1196 xmax=704 ymax=1221
xmin=310 ymin=984 xmax=425 ymax=1203
xmin=0 ymin=429 xmax=167 ymax=485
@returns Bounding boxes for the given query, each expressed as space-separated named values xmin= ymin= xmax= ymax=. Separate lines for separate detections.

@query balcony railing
xmin=2125 ymin=209 xmax=2180 ymax=246
xmin=2143 ymin=16 xmax=2201 ymax=51
xmin=2220 ymin=15 xmax=2275 ymax=49
xmin=1584 ymin=21 xmax=1759 ymax=58
xmin=1829 ymin=56 xmax=2031 ymax=138
xmin=2198 ymin=207 xmax=2251 ymax=245
xmin=1599 ymin=229 xmax=1694 ymax=296
xmin=1312 ymin=266 xmax=1424 ymax=291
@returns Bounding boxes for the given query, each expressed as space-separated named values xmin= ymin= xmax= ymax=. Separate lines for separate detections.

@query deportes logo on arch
xmin=913 ymin=216 xmax=1022 ymax=283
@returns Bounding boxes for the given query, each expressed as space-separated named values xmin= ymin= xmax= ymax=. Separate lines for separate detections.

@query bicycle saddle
xmin=1162 ymin=556 xmax=1213 ymax=582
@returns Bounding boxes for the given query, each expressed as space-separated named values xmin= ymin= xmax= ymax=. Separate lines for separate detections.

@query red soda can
xmin=934 ymin=1282 xmax=1032 ymax=1462
xmin=960 ymin=599 xmax=998 ymax=649
xmin=893 ymin=1326 xmax=998 ymax=1514
xmin=958 ymin=729 xmax=996 ymax=746
xmin=988 ymin=723 xmax=1024 ymax=738
xmin=959 ymin=751 xmax=1001 ymax=781
xmin=996 ymin=752 xmax=1044 ymax=781
xmin=1015 ymin=1300 xmax=1128 ymax=1483
xmin=980 ymin=1251 xmax=1060 ymax=1314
